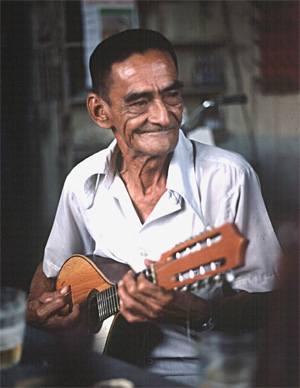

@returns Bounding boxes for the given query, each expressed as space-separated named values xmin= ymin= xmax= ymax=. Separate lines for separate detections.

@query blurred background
xmin=2 ymin=0 xmax=299 ymax=292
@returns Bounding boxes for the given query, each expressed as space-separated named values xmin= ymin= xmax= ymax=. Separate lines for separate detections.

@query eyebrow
xmin=124 ymin=80 xmax=184 ymax=104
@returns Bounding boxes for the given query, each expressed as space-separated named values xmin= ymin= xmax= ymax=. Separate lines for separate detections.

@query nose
xmin=147 ymin=98 xmax=171 ymax=128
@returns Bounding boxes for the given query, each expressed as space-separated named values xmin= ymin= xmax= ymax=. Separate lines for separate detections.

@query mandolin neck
xmin=96 ymin=283 xmax=120 ymax=322
xmin=96 ymin=268 xmax=152 ymax=322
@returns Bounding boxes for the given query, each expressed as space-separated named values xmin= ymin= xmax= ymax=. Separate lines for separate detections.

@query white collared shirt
xmin=43 ymin=130 xmax=282 ymax=378
xmin=44 ymin=130 xmax=281 ymax=294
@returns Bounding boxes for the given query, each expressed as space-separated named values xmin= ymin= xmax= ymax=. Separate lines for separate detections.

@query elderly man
xmin=26 ymin=29 xmax=282 ymax=386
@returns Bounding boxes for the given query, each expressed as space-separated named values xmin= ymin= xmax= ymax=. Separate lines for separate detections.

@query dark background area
xmin=2 ymin=2 xmax=42 ymax=291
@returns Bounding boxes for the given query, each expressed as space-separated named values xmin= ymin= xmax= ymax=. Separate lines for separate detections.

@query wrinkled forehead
xmin=110 ymin=49 xmax=178 ymax=88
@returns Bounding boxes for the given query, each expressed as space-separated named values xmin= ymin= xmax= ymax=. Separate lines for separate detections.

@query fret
xmin=108 ymin=287 xmax=113 ymax=315
xmin=104 ymin=289 xmax=108 ymax=318
xmin=115 ymin=284 xmax=120 ymax=311
xmin=96 ymin=292 xmax=102 ymax=321
xmin=111 ymin=285 xmax=116 ymax=313
xmin=112 ymin=285 xmax=118 ymax=314
xmin=96 ymin=284 xmax=120 ymax=323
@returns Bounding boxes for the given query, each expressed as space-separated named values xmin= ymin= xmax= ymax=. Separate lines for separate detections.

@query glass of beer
xmin=0 ymin=287 xmax=27 ymax=370
xmin=197 ymin=331 xmax=257 ymax=387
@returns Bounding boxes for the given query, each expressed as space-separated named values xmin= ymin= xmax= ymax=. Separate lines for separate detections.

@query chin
xmin=142 ymin=139 xmax=178 ymax=157
xmin=131 ymin=128 xmax=179 ymax=156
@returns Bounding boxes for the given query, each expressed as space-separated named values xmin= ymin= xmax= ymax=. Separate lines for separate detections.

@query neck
xmin=117 ymin=152 xmax=171 ymax=195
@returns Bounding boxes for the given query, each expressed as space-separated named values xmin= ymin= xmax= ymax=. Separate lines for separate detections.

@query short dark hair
xmin=89 ymin=29 xmax=178 ymax=104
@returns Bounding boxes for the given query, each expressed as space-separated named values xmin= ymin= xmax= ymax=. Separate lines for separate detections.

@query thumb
xmin=144 ymin=259 xmax=156 ymax=267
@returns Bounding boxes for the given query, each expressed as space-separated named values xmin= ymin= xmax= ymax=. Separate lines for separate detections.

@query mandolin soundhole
xmin=86 ymin=289 xmax=103 ymax=333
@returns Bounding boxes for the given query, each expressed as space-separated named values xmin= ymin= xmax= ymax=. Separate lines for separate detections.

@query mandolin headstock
xmin=147 ymin=223 xmax=248 ymax=291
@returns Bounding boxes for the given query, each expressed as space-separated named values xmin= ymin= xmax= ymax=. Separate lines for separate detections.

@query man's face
xmin=105 ymin=50 xmax=184 ymax=159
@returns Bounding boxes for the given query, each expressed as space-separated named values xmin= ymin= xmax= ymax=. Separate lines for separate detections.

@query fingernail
xmin=60 ymin=285 xmax=70 ymax=295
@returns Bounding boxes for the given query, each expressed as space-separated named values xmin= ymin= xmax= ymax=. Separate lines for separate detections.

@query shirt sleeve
xmin=227 ymin=167 xmax=282 ymax=292
xmin=43 ymin=179 xmax=95 ymax=278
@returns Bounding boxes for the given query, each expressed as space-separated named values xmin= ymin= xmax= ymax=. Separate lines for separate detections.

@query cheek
xmin=124 ymin=114 xmax=148 ymax=132
xmin=171 ymin=104 xmax=184 ymax=123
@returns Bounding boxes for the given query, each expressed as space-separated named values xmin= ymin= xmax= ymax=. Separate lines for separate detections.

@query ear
xmin=86 ymin=93 xmax=112 ymax=129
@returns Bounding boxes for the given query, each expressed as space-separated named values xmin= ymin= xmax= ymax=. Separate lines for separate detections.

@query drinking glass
xmin=0 ymin=287 xmax=27 ymax=370
xmin=197 ymin=331 xmax=257 ymax=387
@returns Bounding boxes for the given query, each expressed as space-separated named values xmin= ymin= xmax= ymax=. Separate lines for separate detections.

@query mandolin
xmin=56 ymin=223 xmax=247 ymax=353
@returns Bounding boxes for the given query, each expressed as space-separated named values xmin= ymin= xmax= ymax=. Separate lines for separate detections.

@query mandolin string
xmin=80 ymin=258 xmax=220 ymax=316
xmin=83 ymin=263 xmax=171 ymax=314
xmin=80 ymin=260 xmax=188 ymax=314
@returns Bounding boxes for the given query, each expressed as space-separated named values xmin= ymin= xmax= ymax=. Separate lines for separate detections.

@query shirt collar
xmin=167 ymin=130 xmax=203 ymax=219
xmin=84 ymin=130 xmax=203 ymax=219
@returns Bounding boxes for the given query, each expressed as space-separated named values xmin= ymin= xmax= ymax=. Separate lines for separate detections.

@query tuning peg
xmin=181 ymin=285 xmax=188 ymax=292
xmin=210 ymin=262 xmax=217 ymax=271
xmin=191 ymin=242 xmax=201 ymax=253
xmin=213 ymin=274 xmax=223 ymax=287
xmin=191 ymin=282 xmax=199 ymax=290
xmin=226 ymin=271 xmax=235 ymax=283
xmin=178 ymin=273 xmax=184 ymax=282
xmin=199 ymin=266 xmax=205 ymax=275
xmin=185 ymin=247 xmax=191 ymax=256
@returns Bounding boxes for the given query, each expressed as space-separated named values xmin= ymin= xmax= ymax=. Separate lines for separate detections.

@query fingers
xmin=144 ymin=258 xmax=155 ymax=267
xmin=118 ymin=270 xmax=173 ymax=323
xmin=26 ymin=287 xmax=82 ymax=330
xmin=39 ymin=285 xmax=69 ymax=301
xmin=44 ymin=304 xmax=81 ymax=330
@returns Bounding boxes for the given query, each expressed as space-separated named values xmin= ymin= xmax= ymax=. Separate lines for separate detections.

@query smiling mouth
xmin=137 ymin=127 xmax=174 ymax=134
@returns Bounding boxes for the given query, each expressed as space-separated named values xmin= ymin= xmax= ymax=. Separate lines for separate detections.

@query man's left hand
xmin=117 ymin=269 xmax=213 ymax=325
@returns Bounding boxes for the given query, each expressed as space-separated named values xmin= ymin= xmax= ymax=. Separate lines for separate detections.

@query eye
xmin=163 ymin=90 xmax=183 ymax=106
xmin=128 ymin=99 xmax=149 ymax=114
xmin=133 ymin=100 xmax=147 ymax=107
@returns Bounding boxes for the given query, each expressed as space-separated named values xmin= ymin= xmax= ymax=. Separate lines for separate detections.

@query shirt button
xmin=148 ymin=358 xmax=154 ymax=365
xmin=140 ymin=251 xmax=148 ymax=257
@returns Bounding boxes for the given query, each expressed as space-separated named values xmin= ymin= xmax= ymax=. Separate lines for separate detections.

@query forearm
xmin=162 ymin=290 xmax=213 ymax=327
xmin=27 ymin=262 xmax=56 ymax=302
xmin=212 ymin=290 xmax=278 ymax=331
xmin=165 ymin=290 xmax=277 ymax=332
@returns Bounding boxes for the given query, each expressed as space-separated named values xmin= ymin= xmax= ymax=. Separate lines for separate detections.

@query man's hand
xmin=26 ymin=263 xmax=81 ymax=331
xmin=117 ymin=269 xmax=213 ymax=325
xmin=27 ymin=287 xmax=81 ymax=330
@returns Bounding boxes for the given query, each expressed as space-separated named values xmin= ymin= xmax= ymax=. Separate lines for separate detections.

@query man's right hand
xmin=26 ymin=262 xmax=81 ymax=331
xmin=26 ymin=287 xmax=81 ymax=330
